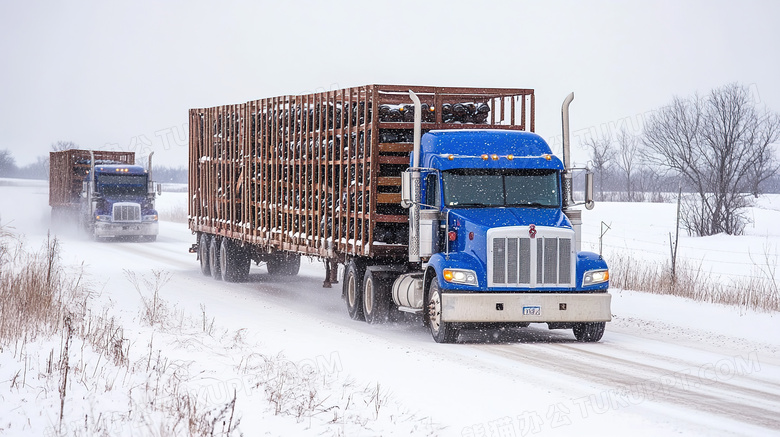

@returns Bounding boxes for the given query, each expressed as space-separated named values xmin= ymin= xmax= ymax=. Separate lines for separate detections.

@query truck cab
xmin=81 ymin=163 xmax=159 ymax=241
xmin=407 ymin=129 xmax=610 ymax=342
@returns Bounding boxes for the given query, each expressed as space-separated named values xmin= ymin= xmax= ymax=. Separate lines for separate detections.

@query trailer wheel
xmin=428 ymin=277 xmax=459 ymax=343
xmin=266 ymin=253 xmax=301 ymax=276
xmin=209 ymin=236 xmax=222 ymax=280
xmin=344 ymin=260 xmax=365 ymax=321
xmin=363 ymin=269 xmax=390 ymax=324
xmin=220 ymin=238 xmax=250 ymax=283
xmin=573 ymin=322 xmax=605 ymax=342
xmin=198 ymin=233 xmax=211 ymax=276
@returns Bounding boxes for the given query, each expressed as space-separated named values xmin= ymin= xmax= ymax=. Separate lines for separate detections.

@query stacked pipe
xmin=377 ymin=102 xmax=490 ymax=124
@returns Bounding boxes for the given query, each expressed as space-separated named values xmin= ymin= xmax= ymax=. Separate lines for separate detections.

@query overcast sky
xmin=1 ymin=0 xmax=778 ymax=167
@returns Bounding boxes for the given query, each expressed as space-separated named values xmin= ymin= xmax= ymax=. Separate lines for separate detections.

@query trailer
xmin=49 ymin=149 xmax=160 ymax=241
xmin=188 ymin=85 xmax=610 ymax=343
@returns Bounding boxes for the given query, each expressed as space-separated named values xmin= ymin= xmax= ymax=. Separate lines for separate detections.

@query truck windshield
xmin=96 ymin=174 xmax=147 ymax=197
xmin=441 ymin=168 xmax=560 ymax=208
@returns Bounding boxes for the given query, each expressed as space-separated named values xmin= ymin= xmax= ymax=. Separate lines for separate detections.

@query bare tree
xmin=0 ymin=149 xmax=16 ymax=176
xmin=582 ymin=134 xmax=614 ymax=201
xmin=643 ymin=83 xmax=780 ymax=236
xmin=51 ymin=140 xmax=79 ymax=152
xmin=614 ymin=128 xmax=639 ymax=201
xmin=17 ymin=155 xmax=50 ymax=180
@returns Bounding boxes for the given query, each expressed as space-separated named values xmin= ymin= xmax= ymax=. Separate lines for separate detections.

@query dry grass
xmin=1 ymin=226 xmax=437 ymax=435
xmin=0 ymin=231 xmax=84 ymax=344
xmin=609 ymin=251 xmax=780 ymax=313
xmin=0 ymin=226 xmax=240 ymax=436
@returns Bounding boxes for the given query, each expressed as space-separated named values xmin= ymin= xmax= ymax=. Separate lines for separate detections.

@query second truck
xmin=50 ymin=149 xmax=160 ymax=241
xmin=188 ymin=85 xmax=611 ymax=343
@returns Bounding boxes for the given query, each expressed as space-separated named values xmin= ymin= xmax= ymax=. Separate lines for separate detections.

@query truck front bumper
xmin=441 ymin=293 xmax=611 ymax=323
xmin=95 ymin=221 xmax=159 ymax=238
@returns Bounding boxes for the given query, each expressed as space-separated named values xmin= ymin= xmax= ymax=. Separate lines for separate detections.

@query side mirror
xmin=401 ymin=171 xmax=412 ymax=208
xmin=584 ymin=171 xmax=595 ymax=210
xmin=156 ymin=183 xmax=162 ymax=196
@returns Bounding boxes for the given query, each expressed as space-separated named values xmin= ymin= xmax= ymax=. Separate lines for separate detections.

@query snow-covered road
xmin=2 ymin=178 xmax=779 ymax=436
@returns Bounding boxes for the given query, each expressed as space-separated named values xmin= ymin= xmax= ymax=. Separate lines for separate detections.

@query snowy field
xmin=1 ymin=178 xmax=779 ymax=436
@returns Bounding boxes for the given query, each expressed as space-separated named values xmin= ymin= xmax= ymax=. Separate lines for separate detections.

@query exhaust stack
xmin=561 ymin=92 xmax=574 ymax=209
xmin=407 ymin=90 xmax=422 ymax=263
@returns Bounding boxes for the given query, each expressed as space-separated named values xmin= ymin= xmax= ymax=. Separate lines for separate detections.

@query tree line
xmin=0 ymin=141 xmax=188 ymax=183
xmin=581 ymin=83 xmax=780 ymax=236
xmin=2 ymin=83 xmax=778 ymax=237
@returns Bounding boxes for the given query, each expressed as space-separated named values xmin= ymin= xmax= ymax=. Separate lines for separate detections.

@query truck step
xmin=397 ymin=306 xmax=423 ymax=314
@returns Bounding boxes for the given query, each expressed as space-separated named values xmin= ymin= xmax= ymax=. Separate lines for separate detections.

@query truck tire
xmin=266 ymin=253 xmax=300 ymax=276
xmin=344 ymin=260 xmax=365 ymax=321
xmin=209 ymin=236 xmax=222 ymax=280
xmin=363 ymin=269 xmax=391 ymax=324
xmin=199 ymin=233 xmax=211 ymax=276
xmin=573 ymin=322 xmax=605 ymax=342
xmin=427 ymin=277 xmax=459 ymax=343
xmin=220 ymin=238 xmax=250 ymax=283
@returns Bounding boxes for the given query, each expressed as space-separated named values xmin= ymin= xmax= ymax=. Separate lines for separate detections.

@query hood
xmin=94 ymin=197 xmax=156 ymax=216
xmin=449 ymin=207 xmax=570 ymax=229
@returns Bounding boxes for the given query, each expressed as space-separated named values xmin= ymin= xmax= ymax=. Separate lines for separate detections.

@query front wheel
xmin=573 ymin=322 xmax=606 ymax=342
xmin=427 ymin=277 xmax=459 ymax=343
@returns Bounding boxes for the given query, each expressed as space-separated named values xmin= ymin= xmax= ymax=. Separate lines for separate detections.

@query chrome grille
xmin=489 ymin=226 xmax=574 ymax=288
xmin=112 ymin=203 xmax=141 ymax=222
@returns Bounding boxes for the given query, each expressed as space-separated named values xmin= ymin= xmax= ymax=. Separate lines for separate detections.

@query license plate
xmin=523 ymin=306 xmax=541 ymax=316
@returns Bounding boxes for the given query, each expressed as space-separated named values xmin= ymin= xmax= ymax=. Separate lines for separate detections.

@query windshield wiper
xmin=505 ymin=202 xmax=556 ymax=208
xmin=448 ymin=203 xmax=493 ymax=208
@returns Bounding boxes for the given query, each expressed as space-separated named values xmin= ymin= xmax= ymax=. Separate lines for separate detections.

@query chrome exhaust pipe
xmin=408 ymin=90 xmax=422 ymax=263
xmin=561 ymin=92 xmax=574 ymax=209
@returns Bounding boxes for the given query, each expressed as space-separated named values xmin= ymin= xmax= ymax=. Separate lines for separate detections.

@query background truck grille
xmin=112 ymin=203 xmax=141 ymax=222
xmin=489 ymin=229 xmax=574 ymax=287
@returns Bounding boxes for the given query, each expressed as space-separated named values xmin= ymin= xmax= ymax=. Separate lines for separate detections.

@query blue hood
xmin=449 ymin=207 xmax=571 ymax=229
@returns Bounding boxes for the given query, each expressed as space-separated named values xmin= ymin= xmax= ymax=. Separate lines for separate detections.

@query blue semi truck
xmin=49 ymin=149 xmax=160 ymax=241
xmin=189 ymin=85 xmax=610 ymax=343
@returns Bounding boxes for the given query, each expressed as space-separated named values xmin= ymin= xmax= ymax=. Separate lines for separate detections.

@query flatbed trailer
xmin=188 ymin=84 xmax=533 ymax=267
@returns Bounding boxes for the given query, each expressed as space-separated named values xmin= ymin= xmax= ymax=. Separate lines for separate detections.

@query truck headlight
xmin=95 ymin=215 xmax=111 ymax=222
xmin=583 ymin=269 xmax=609 ymax=286
xmin=143 ymin=215 xmax=158 ymax=221
xmin=443 ymin=268 xmax=478 ymax=286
